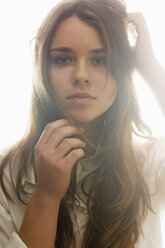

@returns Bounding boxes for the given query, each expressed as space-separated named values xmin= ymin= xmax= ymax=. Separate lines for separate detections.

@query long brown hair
xmin=0 ymin=0 xmax=154 ymax=247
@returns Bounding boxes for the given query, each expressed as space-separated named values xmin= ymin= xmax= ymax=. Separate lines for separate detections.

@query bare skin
xmin=19 ymin=119 xmax=85 ymax=248
xmin=127 ymin=12 xmax=165 ymax=116
xmin=34 ymin=119 xmax=85 ymax=200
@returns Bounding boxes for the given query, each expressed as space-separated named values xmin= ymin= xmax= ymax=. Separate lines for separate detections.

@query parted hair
xmin=0 ymin=0 xmax=154 ymax=247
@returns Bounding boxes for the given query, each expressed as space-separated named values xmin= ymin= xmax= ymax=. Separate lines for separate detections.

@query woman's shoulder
xmin=0 ymin=144 xmax=35 ymax=205
xmin=0 ymin=145 xmax=20 ymax=179
xmin=135 ymin=136 xmax=165 ymax=184
xmin=0 ymin=146 xmax=20 ymax=198
xmin=137 ymin=135 xmax=165 ymax=159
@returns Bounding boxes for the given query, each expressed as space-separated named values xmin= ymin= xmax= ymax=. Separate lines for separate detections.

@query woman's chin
xmin=69 ymin=113 xmax=106 ymax=129
xmin=68 ymin=113 xmax=98 ymax=124
xmin=72 ymin=116 xmax=100 ymax=126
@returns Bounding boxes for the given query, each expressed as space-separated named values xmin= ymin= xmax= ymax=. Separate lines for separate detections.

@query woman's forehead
xmin=50 ymin=16 xmax=104 ymax=51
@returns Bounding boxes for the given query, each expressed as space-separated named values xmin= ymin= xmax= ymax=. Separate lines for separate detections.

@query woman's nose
xmin=71 ymin=62 xmax=92 ymax=86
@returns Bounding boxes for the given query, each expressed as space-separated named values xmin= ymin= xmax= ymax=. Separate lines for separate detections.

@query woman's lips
xmin=67 ymin=96 xmax=95 ymax=104
xmin=66 ymin=92 xmax=96 ymax=104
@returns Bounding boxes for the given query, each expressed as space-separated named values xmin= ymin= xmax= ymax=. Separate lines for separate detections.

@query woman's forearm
xmin=127 ymin=13 xmax=165 ymax=116
xmin=18 ymin=189 xmax=60 ymax=248
xmin=139 ymin=59 xmax=165 ymax=117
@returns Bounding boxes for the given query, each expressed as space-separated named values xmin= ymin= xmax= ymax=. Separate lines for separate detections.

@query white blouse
xmin=0 ymin=136 xmax=165 ymax=248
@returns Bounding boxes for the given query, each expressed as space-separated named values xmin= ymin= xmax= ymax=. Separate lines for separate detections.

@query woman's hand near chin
xmin=34 ymin=118 xmax=85 ymax=201
xmin=19 ymin=119 xmax=85 ymax=248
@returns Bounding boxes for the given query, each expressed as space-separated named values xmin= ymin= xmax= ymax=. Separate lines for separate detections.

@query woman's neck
xmin=80 ymin=114 xmax=106 ymax=157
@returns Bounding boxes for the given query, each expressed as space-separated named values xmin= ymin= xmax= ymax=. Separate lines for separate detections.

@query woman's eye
xmin=50 ymin=56 xmax=72 ymax=65
xmin=91 ymin=57 xmax=106 ymax=65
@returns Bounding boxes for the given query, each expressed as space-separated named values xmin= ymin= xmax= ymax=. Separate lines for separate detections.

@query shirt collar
xmin=21 ymin=164 xmax=36 ymax=186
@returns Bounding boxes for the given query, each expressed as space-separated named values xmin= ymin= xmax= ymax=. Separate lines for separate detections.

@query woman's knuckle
xmin=45 ymin=123 xmax=52 ymax=130
xmin=64 ymin=138 xmax=71 ymax=146
xmin=36 ymin=145 xmax=51 ymax=159
xmin=40 ymin=149 xmax=48 ymax=159
xmin=56 ymin=127 xmax=63 ymax=135
xmin=72 ymin=149 xmax=84 ymax=158
xmin=35 ymin=144 xmax=42 ymax=154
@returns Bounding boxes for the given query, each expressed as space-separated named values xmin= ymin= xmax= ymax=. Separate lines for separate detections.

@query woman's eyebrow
xmin=90 ymin=48 xmax=106 ymax=54
xmin=50 ymin=47 xmax=72 ymax=53
xmin=49 ymin=47 xmax=105 ymax=54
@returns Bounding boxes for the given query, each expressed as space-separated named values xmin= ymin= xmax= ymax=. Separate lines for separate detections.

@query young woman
xmin=0 ymin=0 xmax=165 ymax=247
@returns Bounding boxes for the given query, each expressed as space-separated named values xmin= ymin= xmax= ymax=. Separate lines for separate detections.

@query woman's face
xmin=49 ymin=16 xmax=117 ymax=123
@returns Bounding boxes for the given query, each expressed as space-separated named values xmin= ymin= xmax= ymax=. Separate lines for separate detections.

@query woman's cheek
xmin=50 ymin=67 xmax=72 ymax=85
xmin=90 ymin=67 xmax=107 ymax=84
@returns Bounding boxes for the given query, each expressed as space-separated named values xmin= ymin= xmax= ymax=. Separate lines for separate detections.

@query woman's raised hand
xmin=127 ymin=12 xmax=165 ymax=117
xmin=127 ymin=12 xmax=156 ymax=77
xmin=34 ymin=119 xmax=85 ymax=202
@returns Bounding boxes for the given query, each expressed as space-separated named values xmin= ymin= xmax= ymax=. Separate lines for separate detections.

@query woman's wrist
xmin=33 ymin=188 xmax=62 ymax=207
xmin=137 ymin=58 xmax=164 ymax=85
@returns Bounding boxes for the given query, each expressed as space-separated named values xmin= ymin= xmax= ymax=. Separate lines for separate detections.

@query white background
xmin=0 ymin=0 xmax=165 ymax=240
